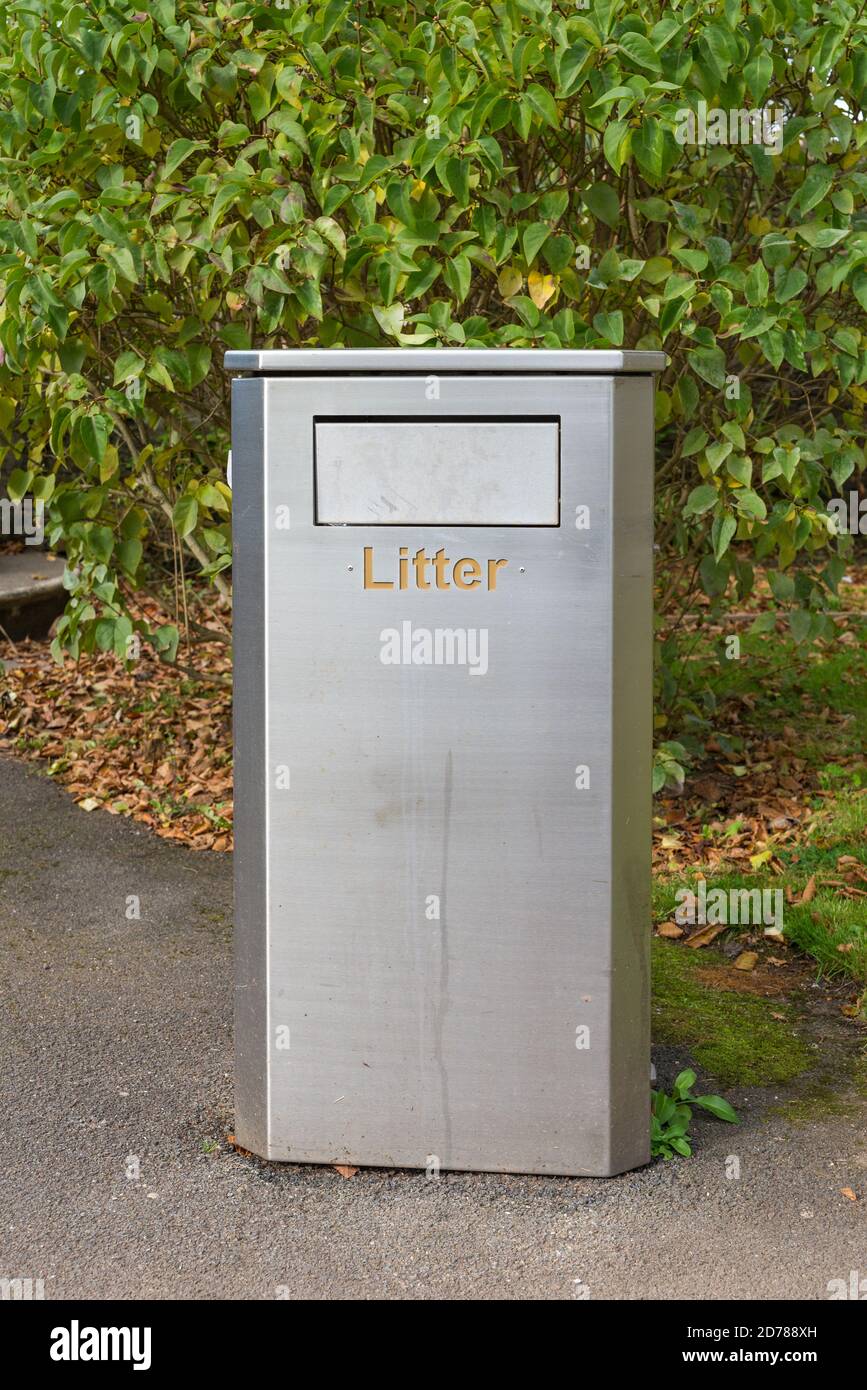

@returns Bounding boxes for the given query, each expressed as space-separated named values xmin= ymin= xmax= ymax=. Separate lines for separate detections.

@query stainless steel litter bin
xmin=226 ymin=348 xmax=665 ymax=1176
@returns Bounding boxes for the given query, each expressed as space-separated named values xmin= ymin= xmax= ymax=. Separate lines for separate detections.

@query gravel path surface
xmin=1 ymin=754 xmax=864 ymax=1300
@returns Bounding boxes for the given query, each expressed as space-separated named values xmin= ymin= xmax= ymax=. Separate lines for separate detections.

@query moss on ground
xmin=652 ymin=938 xmax=814 ymax=1087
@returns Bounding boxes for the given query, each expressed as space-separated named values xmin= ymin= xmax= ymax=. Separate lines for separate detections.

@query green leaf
xmin=632 ymin=118 xmax=672 ymax=182
xmin=699 ymin=555 xmax=730 ymax=597
xmin=105 ymin=247 xmax=137 ymax=283
xmin=584 ymin=181 xmax=620 ymax=229
xmin=796 ymin=223 xmax=848 ymax=249
xmin=524 ymin=83 xmax=559 ymax=129
xmin=295 ymin=278 xmax=323 ymax=319
xmin=79 ymin=414 xmax=109 ymax=463
xmin=444 ymin=156 xmax=470 ymax=206
xmin=774 ymin=266 xmax=808 ymax=303
xmin=152 ymin=624 xmax=180 ymax=662
xmin=112 ymin=351 xmax=145 ymax=386
xmin=712 ymin=512 xmax=737 ymax=561
xmin=354 ymin=153 xmax=391 ymax=192
xmin=688 ymin=346 xmax=727 ymax=388
xmin=602 ymin=120 xmax=631 ymax=175
xmin=313 ymin=216 xmax=347 ymax=260
xmin=706 ymin=440 xmax=733 ymax=472
xmin=706 ymin=237 xmax=731 ymax=272
xmin=86 ymin=525 xmax=114 ymax=564
xmin=745 ymin=260 xmax=769 ymax=307
xmin=372 ymin=302 xmax=405 ymax=339
xmin=693 ymin=1094 xmax=738 ymax=1123
xmin=117 ymin=538 xmax=143 ymax=577
xmin=147 ymin=358 xmax=175 ymax=392
xmin=726 ymin=455 xmax=752 ymax=486
xmin=672 ymin=1069 xmax=697 ymax=1100
xmin=544 ymin=234 xmax=574 ymax=273
xmin=592 ymin=310 xmax=623 ymax=345
xmin=162 ymin=138 xmax=205 ymax=180
xmin=701 ymin=22 xmax=737 ymax=80
xmin=89 ymin=264 xmax=116 ymax=302
xmin=793 ymin=165 xmax=835 ymax=216
xmin=685 ymin=484 xmax=719 ymax=517
xmin=443 ymin=253 xmax=471 ymax=303
xmin=744 ymin=48 xmax=773 ymax=100
xmin=172 ymin=494 xmax=199 ymax=538
xmin=618 ymin=32 xmax=662 ymax=74
xmin=558 ymin=43 xmax=594 ymax=95
xmin=682 ymin=427 xmax=708 ymax=457
xmin=6 ymin=468 xmax=33 ymax=502
xmin=268 ymin=112 xmax=310 ymax=154
xmin=734 ymin=490 xmax=767 ymax=520
xmin=522 ymin=222 xmax=550 ymax=267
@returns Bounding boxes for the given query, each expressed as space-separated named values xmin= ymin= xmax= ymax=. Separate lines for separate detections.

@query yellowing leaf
xmin=99 ymin=444 xmax=119 ymax=484
xmin=528 ymin=271 xmax=557 ymax=309
xmin=497 ymin=266 xmax=523 ymax=300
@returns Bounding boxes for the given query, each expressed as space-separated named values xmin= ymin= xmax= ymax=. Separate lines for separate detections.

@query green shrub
xmin=0 ymin=0 xmax=864 ymax=669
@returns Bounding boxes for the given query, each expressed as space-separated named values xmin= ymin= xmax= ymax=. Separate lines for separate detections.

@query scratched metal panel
xmin=232 ymin=370 xmax=653 ymax=1176
xmin=314 ymin=420 xmax=559 ymax=525
xmin=608 ymin=375 xmax=654 ymax=1174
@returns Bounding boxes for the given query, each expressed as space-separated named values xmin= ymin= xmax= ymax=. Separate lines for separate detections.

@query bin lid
xmin=224 ymin=348 xmax=667 ymax=374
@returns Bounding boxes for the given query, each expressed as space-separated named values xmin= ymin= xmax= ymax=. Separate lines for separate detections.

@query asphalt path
xmin=1 ymin=755 xmax=864 ymax=1300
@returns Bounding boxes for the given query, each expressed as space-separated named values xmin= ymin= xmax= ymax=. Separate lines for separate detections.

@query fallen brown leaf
xmin=656 ymin=921 xmax=684 ymax=938
xmin=685 ymin=923 xmax=727 ymax=949
xmin=334 ymin=1164 xmax=359 ymax=1179
xmin=226 ymin=1133 xmax=254 ymax=1158
xmin=733 ymin=951 xmax=758 ymax=971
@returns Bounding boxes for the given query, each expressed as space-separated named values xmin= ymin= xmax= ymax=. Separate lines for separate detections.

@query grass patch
xmin=810 ymin=788 xmax=867 ymax=847
xmin=652 ymin=938 xmax=813 ymax=1087
xmin=782 ymin=894 xmax=867 ymax=983
xmin=654 ymin=859 xmax=867 ymax=992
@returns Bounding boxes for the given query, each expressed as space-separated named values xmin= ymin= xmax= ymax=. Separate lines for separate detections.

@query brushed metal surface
xmin=226 ymin=347 xmax=668 ymax=374
xmin=231 ymin=368 xmax=655 ymax=1176
xmin=231 ymin=377 xmax=269 ymax=1157
xmin=314 ymin=420 xmax=559 ymax=525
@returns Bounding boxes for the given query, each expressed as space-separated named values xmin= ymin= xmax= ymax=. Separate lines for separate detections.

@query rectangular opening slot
xmin=314 ymin=416 xmax=560 ymax=526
